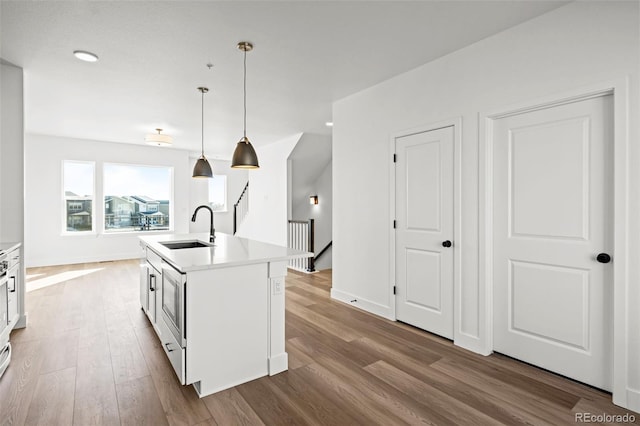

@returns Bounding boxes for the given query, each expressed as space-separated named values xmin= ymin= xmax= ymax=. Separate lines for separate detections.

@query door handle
xmin=150 ymin=274 xmax=155 ymax=291
xmin=596 ymin=253 xmax=611 ymax=263
xmin=442 ymin=240 xmax=452 ymax=248
xmin=165 ymin=342 xmax=174 ymax=352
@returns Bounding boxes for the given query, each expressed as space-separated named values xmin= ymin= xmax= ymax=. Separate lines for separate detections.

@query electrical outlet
xmin=273 ymin=279 xmax=283 ymax=295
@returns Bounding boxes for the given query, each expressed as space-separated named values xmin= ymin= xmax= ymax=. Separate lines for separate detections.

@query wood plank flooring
xmin=0 ymin=260 xmax=636 ymax=425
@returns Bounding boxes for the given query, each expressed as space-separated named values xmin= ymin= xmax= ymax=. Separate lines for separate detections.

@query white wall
xmin=332 ymin=0 xmax=639 ymax=409
xmin=25 ymin=134 xmax=191 ymax=267
xmin=289 ymin=133 xmax=332 ymax=212
xmin=0 ymin=61 xmax=24 ymax=244
xmin=1 ymin=59 xmax=27 ymax=328
xmin=189 ymin=158 xmax=248 ymax=235
xmin=293 ymin=160 xmax=332 ymax=270
xmin=236 ymin=133 xmax=301 ymax=246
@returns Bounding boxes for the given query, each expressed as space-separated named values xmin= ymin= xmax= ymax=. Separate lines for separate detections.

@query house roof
xmin=130 ymin=195 xmax=158 ymax=204
xmin=105 ymin=195 xmax=134 ymax=203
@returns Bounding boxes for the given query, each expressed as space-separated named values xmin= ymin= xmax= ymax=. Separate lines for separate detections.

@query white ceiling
xmin=1 ymin=1 xmax=567 ymax=159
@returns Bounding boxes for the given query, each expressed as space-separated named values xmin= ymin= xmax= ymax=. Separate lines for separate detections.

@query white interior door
xmin=395 ymin=126 xmax=454 ymax=339
xmin=493 ymin=94 xmax=613 ymax=391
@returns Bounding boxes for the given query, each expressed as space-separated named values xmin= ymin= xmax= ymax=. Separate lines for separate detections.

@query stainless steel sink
xmin=159 ymin=240 xmax=213 ymax=250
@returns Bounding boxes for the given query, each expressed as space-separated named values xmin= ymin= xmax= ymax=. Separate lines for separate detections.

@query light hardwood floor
xmin=0 ymin=259 xmax=636 ymax=425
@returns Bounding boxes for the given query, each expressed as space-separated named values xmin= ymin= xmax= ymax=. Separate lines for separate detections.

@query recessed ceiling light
xmin=73 ymin=50 xmax=99 ymax=62
xmin=325 ymin=122 xmax=333 ymax=127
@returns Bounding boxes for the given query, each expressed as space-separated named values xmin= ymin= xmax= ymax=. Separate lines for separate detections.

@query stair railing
xmin=314 ymin=240 xmax=332 ymax=263
xmin=287 ymin=219 xmax=315 ymax=272
xmin=233 ymin=181 xmax=249 ymax=234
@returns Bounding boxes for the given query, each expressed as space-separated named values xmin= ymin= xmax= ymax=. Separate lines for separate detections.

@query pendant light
xmin=193 ymin=87 xmax=213 ymax=178
xmin=231 ymin=41 xmax=259 ymax=169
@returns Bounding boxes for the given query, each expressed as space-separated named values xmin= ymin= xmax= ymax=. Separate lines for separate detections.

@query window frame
xmin=61 ymin=160 xmax=96 ymax=235
xmin=102 ymin=162 xmax=174 ymax=234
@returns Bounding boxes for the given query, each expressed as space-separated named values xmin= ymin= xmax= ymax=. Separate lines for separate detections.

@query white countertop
xmin=139 ymin=232 xmax=312 ymax=273
xmin=0 ymin=241 xmax=21 ymax=256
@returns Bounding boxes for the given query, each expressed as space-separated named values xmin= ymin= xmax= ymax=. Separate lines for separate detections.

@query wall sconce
xmin=310 ymin=195 xmax=319 ymax=205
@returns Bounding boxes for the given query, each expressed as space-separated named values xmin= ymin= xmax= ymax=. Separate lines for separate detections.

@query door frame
xmin=479 ymin=79 xmax=630 ymax=407
xmin=389 ymin=117 xmax=462 ymax=336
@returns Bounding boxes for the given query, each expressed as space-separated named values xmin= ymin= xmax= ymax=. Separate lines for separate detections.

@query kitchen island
xmin=139 ymin=232 xmax=311 ymax=397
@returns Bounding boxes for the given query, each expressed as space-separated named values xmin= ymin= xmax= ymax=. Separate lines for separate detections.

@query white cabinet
xmin=6 ymin=248 xmax=19 ymax=329
xmin=146 ymin=265 xmax=157 ymax=324
xmin=139 ymin=245 xmax=148 ymax=312
xmin=140 ymin=245 xmax=162 ymax=327
xmin=156 ymin=305 xmax=185 ymax=384
xmin=138 ymin=232 xmax=306 ymax=398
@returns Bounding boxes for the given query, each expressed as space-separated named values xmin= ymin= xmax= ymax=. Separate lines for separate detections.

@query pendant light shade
xmin=232 ymin=137 xmax=259 ymax=169
xmin=193 ymin=155 xmax=212 ymax=178
xmin=193 ymin=87 xmax=213 ymax=178
xmin=231 ymin=41 xmax=259 ymax=169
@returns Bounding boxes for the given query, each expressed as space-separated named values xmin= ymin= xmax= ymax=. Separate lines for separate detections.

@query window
xmin=208 ymin=175 xmax=227 ymax=212
xmin=104 ymin=163 xmax=172 ymax=232
xmin=63 ymin=161 xmax=95 ymax=233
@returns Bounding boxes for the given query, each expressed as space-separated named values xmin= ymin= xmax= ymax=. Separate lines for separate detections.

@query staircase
xmin=233 ymin=181 xmax=249 ymax=234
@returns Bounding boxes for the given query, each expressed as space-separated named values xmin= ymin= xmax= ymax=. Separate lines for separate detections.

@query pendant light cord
xmin=243 ymin=48 xmax=247 ymax=140
xmin=201 ymin=89 xmax=205 ymax=156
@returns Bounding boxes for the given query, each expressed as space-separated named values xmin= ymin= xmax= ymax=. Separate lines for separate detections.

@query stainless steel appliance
xmin=161 ymin=261 xmax=186 ymax=348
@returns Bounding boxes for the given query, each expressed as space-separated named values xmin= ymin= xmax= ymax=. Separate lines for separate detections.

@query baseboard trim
xmin=287 ymin=266 xmax=319 ymax=275
xmin=14 ymin=313 xmax=27 ymax=329
xmin=27 ymin=252 xmax=139 ymax=268
xmin=268 ymin=353 xmax=288 ymax=375
xmin=330 ymin=288 xmax=394 ymax=320
xmin=626 ymin=388 xmax=640 ymax=414
xmin=454 ymin=333 xmax=491 ymax=356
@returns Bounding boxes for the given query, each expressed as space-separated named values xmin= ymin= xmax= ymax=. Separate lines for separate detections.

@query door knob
xmin=596 ymin=253 xmax=611 ymax=263
xmin=442 ymin=240 xmax=452 ymax=248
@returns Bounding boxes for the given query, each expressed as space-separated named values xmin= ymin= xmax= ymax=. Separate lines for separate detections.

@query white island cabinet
xmin=139 ymin=232 xmax=311 ymax=398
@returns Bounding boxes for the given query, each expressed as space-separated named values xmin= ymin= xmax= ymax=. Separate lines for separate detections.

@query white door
xmin=493 ymin=95 xmax=613 ymax=391
xmin=395 ymin=126 xmax=454 ymax=339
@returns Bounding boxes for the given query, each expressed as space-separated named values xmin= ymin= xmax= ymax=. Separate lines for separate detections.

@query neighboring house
xmin=128 ymin=195 xmax=159 ymax=213
xmin=104 ymin=195 xmax=135 ymax=228
xmin=103 ymin=195 xmax=169 ymax=230
xmin=65 ymin=191 xmax=92 ymax=231
xmin=138 ymin=211 xmax=166 ymax=228
xmin=127 ymin=195 xmax=168 ymax=229
xmin=158 ymin=200 xmax=169 ymax=216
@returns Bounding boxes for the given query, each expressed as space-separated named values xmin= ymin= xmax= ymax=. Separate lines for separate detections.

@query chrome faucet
xmin=191 ymin=205 xmax=215 ymax=243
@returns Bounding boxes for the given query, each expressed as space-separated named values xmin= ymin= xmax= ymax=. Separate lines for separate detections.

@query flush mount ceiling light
xmin=145 ymin=128 xmax=173 ymax=146
xmin=73 ymin=50 xmax=99 ymax=62
xmin=325 ymin=122 xmax=334 ymax=127
xmin=231 ymin=41 xmax=259 ymax=169
xmin=192 ymin=87 xmax=213 ymax=178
